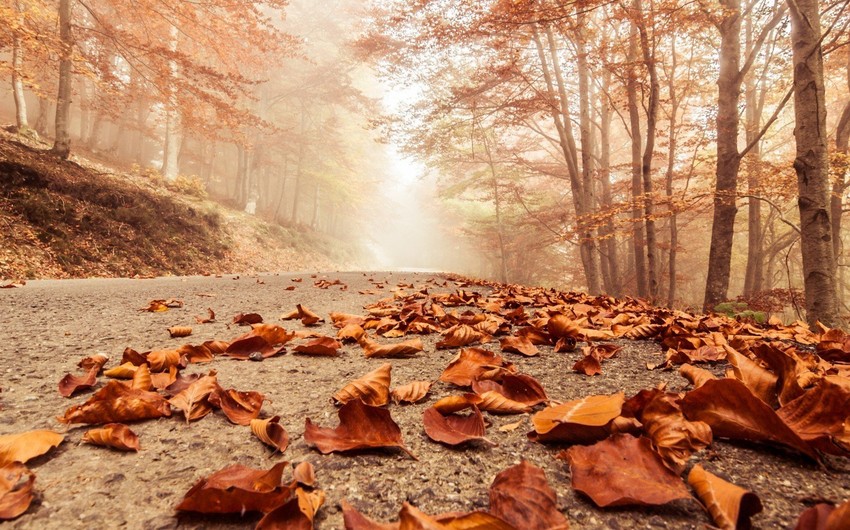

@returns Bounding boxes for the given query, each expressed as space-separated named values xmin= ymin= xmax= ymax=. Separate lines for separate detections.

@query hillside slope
xmin=0 ymin=132 xmax=355 ymax=280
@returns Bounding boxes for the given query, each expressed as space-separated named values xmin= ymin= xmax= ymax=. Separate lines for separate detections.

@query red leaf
xmin=304 ymin=400 xmax=415 ymax=458
xmin=489 ymin=461 xmax=569 ymax=530
xmin=176 ymin=462 xmax=293 ymax=514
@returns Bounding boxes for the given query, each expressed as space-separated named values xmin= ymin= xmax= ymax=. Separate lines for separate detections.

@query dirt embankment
xmin=0 ymin=133 xmax=352 ymax=281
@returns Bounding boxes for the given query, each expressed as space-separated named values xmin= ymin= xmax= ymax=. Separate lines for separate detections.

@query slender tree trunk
xmin=635 ymin=0 xmax=659 ymax=299
xmin=666 ymin=35 xmax=679 ymax=307
xmin=480 ymin=125 xmax=509 ymax=284
xmin=35 ymin=97 xmax=49 ymax=136
xmin=743 ymin=17 xmax=766 ymax=296
xmin=627 ymin=19 xmax=648 ymax=297
xmin=310 ymin=182 xmax=320 ymax=229
xmin=832 ymin=53 xmax=850 ymax=305
xmin=291 ymin=105 xmax=306 ymax=224
xmin=788 ymin=0 xmax=840 ymax=327
xmin=51 ymin=0 xmax=73 ymax=158
xmin=703 ymin=0 xmax=742 ymax=311
xmin=599 ymin=69 xmax=621 ymax=295
xmin=11 ymin=0 xmax=29 ymax=131
xmin=161 ymin=24 xmax=181 ymax=180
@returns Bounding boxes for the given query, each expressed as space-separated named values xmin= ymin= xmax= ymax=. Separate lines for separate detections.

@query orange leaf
xmin=477 ymin=391 xmax=533 ymax=414
xmin=559 ymin=434 xmax=692 ymax=507
xmin=530 ymin=393 xmax=624 ymax=444
xmin=82 ymin=423 xmax=140 ymax=451
xmin=149 ymin=366 xmax=178 ymax=390
xmin=439 ymin=348 xmax=514 ymax=387
xmin=679 ymin=364 xmax=717 ymax=388
xmin=58 ymin=366 xmax=98 ymax=397
xmin=176 ymin=462 xmax=294 ymax=514
xmin=293 ymin=462 xmax=316 ymax=488
xmin=233 ymin=312 xmax=264 ymax=325
xmin=391 ymin=381 xmax=432 ymax=405
xmin=337 ymin=324 xmax=367 ymax=343
xmin=687 ymin=464 xmax=762 ymax=530
xmin=777 ymin=377 xmax=850 ymax=456
xmin=304 ymin=399 xmax=415 ymax=458
xmin=168 ymin=326 xmax=193 ymax=338
xmin=226 ymin=324 xmax=294 ymax=359
xmin=333 ymin=364 xmax=392 ymax=407
xmin=77 ymin=353 xmax=109 ymax=372
xmin=195 ymin=308 xmax=216 ymax=324
xmin=168 ymin=371 xmax=219 ymax=422
xmin=250 ymin=416 xmax=290 ymax=453
xmin=256 ymin=488 xmax=325 ymax=529
xmin=724 ymin=345 xmax=778 ymax=405
xmin=681 ymin=378 xmax=819 ymax=461
xmin=147 ymin=349 xmax=184 ymax=372
xmin=209 ymin=387 xmax=265 ymax=425
xmin=0 ymin=463 xmax=35 ymax=520
xmin=489 ymin=460 xmax=569 ymax=530
xmin=547 ymin=314 xmax=581 ymax=340
xmin=104 ymin=362 xmax=138 ymax=379
xmin=641 ymin=393 xmax=712 ymax=472
xmin=499 ymin=336 xmax=539 ymax=357
xmin=58 ymin=380 xmax=172 ymax=424
xmin=360 ymin=337 xmax=424 ymax=358
xmin=341 ymin=499 xmax=398 ymax=530
xmin=423 ymin=405 xmax=493 ymax=447
xmin=436 ymin=324 xmax=487 ymax=349
xmin=572 ymin=354 xmax=602 ymax=376
xmin=293 ymin=337 xmax=342 ymax=357
xmin=471 ymin=374 xmax=548 ymax=406
xmin=0 ymin=431 xmax=64 ymax=466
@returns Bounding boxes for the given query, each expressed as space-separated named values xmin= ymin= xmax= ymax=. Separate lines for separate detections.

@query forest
xmin=1 ymin=0 xmax=848 ymax=325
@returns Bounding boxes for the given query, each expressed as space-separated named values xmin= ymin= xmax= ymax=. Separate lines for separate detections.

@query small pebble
xmin=248 ymin=352 xmax=263 ymax=362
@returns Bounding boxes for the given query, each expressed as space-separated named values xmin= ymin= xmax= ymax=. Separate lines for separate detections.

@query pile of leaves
xmin=2 ymin=274 xmax=849 ymax=528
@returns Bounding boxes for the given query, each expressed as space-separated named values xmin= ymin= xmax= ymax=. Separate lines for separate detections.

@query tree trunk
xmin=665 ymin=35 xmax=679 ymax=307
xmin=11 ymin=0 xmax=29 ymax=131
xmin=599 ymin=69 xmax=621 ymax=296
xmin=161 ymin=24 xmax=181 ymax=180
xmin=788 ymin=0 xmax=840 ymax=327
xmin=51 ymin=0 xmax=73 ymax=159
xmin=703 ymin=0 xmax=742 ymax=312
xmin=481 ymin=125 xmax=509 ymax=284
xmin=832 ymin=53 xmax=850 ymax=305
xmin=743 ymin=17 xmax=766 ymax=297
xmin=635 ymin=0 xmax=659 ymax=300
xmin=627 ymin=19 xmax=648 ymax=297
xmin=35 ymin=97 xmax=50 ymax=136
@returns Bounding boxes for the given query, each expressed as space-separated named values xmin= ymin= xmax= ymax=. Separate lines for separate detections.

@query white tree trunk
xmin=161 ymin=24 xmax=181 ymax=181
xmin=12 ymin=0 xmax=29 ymax=131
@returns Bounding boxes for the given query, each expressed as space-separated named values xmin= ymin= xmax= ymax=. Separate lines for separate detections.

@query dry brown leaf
xmin=436 ymin=324 xmax=487 ymax=349
xmin=337 ymin=324 xmax=367 ymax=343
xmin=341 ymin=499 xmax=398 ymax=530
xmin=77 ymin=353 xmax=109 ymax=372
xmin=226 ymin=323 xmax=295 ymax=359
xmin=477 ymin=391 xmax=533 ymax=414
xmin=140 ymin=299 xmax=182 ymax=312
xmin=0 ymin=463 xmax=35 ymax=520
xmin=489 ymin=460 xmax=569 ymax=530
xmin=130 ymin=363 xmax=152 ymax=391
xmin=250 ymin=416 xmax=290 ymax=454
xmin=195 ymin=308 xmax=216 ymax=324
xmin=304 ymin=399 xmax=415 ymax=458
xmin=333 ymin=363 xmax=392 ymax=407
xmin=147 ymin=349 xmax=184 ymax=372
xmin=233 ymin=312 xmax=264 ymax=325
xmin=256 ymin=488 xmax=326 ymax=529
xmin=58 ymin=366 xmax=98 ymax=398
xmin=547 ymin=314 xmax=582 ymax=341
xmin=58 ymin=380 xmax=172 ymax=424
xmin=168 ymin=326 xmax=193 ymax=338
xmin=176 ymin=462 xmax=294 ymax=514
xmin=391 ymin=381 xmax=432 ymax=405
xmin=641 ymin=392 xmax=712 ymax=472
xmin=439 ymin=348 xmax=515 ymax=387
xmin=0 ymin=431 xmax=64 ymax=466
xmin=293 ymin=462 xmax=316 ymax=488
xmin=293 ymin=337 xmax=343 ymax=357
xmin=529 ymin=393 xmax=624 ymax=444
xmin=471 ymin=374 xmax=548 ymax=406
xmin=724 ymin=345 xmax=778 ymax=405
xmin=688 ymin=464 xmax=762 ymax=530
xmin=209 ymin=387 xmax=265 ymax=425
xmin=149 ymin=365 xmax=178 ymax=390
xmin=499 ymin=336 xmax=539 ymax=357
xmin=559 ymin=434 xmax=692 ymax=507
xmin=82 ymin=423 xmax=140 ymax=451
xmin=777 ymin=377 xmax=850 ymax=456
xmin=432 ymin=394 xmax=482 ymax=414
xmin=423 ymin=405 xmax=493 ymax=447
xmin=360 ymin=337 xmax=424 ymax=358
xmin=572 ymin=355 xmax=603 ymax=376
xmin=681 ymin=378 xmax=819 ymax=461
xmin=679 ymin=364 xmax=717 ymax=388
xmin=168 ymin=371 xmax=219 ymax=422
xmin=104 ymin=362 xmax=138 ymax=379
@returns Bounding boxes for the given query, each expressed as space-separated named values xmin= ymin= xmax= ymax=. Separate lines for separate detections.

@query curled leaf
xmin=293 ymin=337 xmax=343 ymax=357
xmin=471 ymin=373 xmax=548 ymax=406
xmin=168 ymin=371 xmax=219 ymax=422
xmin=293 ymin=462 xmax=316 ymax=487
xmin=499 ymin=336 xmax=539 ymax=357
xmin=688 ymin=464 xmax=762 ymax=530
xmin=530 ymin=392 xmax=624 ymax=444
xmin=391 ymin=381 xmax=432 ymax=405
xmin=176 ymin=462 xmax=293 ymax=514
xmin=304 ymin=399 xmax=415 ymax=459
xmin=209 ymin=387 xmax=265 ymax=425
xmin=0 ymin=463 xmax=35 ymax=520
xmin=77 ymin=353 xmax=109 ymax=372
xmin=333 ymin=364 xmax=392 ymax=407
xmin=226 ymin=324 xmax=294 ymax=359
xmin=0 ymin=430 xmax=64 ymax=466
xmin=168 ymin=326 xmax=193 ymax=338
xmin=679 ymin=364 xmax=717 ymax=388
xmin=423 ymin=405 xmax=493 ymax=447
xmin=360 ymin=337 xmax=424 ymax=358
xmin=58 ymin=380 xmax=172 ymax=424
xmin=58 ymin=367 xmax=98 ymax=397
xmin=436 ymin=324 xmax=487 ymax=349
xmin=250 ymin=416 xmax=290 ymax=453
xmin=104 ymin=362 xmax=138 ymax=379
xmin=477 ymin=391 xmax=533 ymax=414
xmin=82 ymin=423 xmax=140 ymax=451
xmin=439 ymin=348 xmax=514 ymax=387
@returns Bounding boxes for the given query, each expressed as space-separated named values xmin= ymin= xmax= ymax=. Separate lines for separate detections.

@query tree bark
xmin=788 ymin=0 xmax=840 ymax=327
xmin=11 ymin=0 xmax=29 ymax=131
xmin=703 ymin=0 xmax=742 ymax=312
xmin=161 ymin=24 xmax=181 ymax=180
xmin=627 ymin=18 xmax=648 ymax=297
xmin=51 ymin=0 xmax=73 ymax=159
xmin=832 ymin=53 xmax=850 ymax=305
xmin=599 ymin=69 xmax=621 ymax=296
xmin=665 ymin=34 xmax=679 ymax=307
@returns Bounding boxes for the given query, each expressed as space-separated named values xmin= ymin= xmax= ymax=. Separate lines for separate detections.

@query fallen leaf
xmin=641 ymin=392 xmax=712 ymax=472
xmin=104 ymin=362 xmax=138 ymax=379
xmin=209 ymin=387 xmax=265 ymax=425
xmin=58 ymin=367 xmax=99 ymax=397
xmin=360 ymin=337 xmax=424 ymax=358
xmin=679 ymin=364 xmax=717 ymax=388
xmin=391 ymin=381 xmax=432 ymax=405
xmin=176 ymin=462 xmax=294 ymax=514
xmin=256 ymin=488 xmax=325 ymax=529
xmin=130 ymin=364 xmax=152 ymax=391
xmin=687 ymin=464 xmax=762 ymax=530
xmin=681 ymin=378 xmax=819 ymax=461
xmin=341 ymin=499 xmax=398 ymax=530
xmin=794 ymin=503 xmax=837 ymax=530
xmin=251 ymin=416 xmax=290 ymax=453
xmin=724 ymin=345 xmax=778 ymax=406
xmin=530 ymin=393 xmax=624 ymax=444
xmin=58 ymin=380 xmax=172 ymax=424
xmin=77 ymin=353 xmax=109 ymax=372
xmin=499 ymin=336 xmax=539 ymax=357
xmin=436 ymin=324 xmax=487 ymax=349
xmin=293 ymin=337 xmax=343 ymax=357
xmin=547 ymin=314 xmax=581 ymax=341
xmin=282 ymin=304 xmax=324 ymax=326
xmin=226 ymin=324 xmax=295 ymax=359
xmin=499 ymin=418 xmax=525 ymax=432
xmin=0 ymin=463 xmax=35 ymax=520
xmin=168 ymin=371 xmax=219 ymax=422
xmin=293 ymin=462 xmax=316 ymax=487
xmin=559 ymin=434 xmax=692 ymax=507
xmin=432 ymin=394 xmax=482 ymax=414
xmin=167 ymin=326 xmax=192 ymax=339
xmin=572 ymin=355 xmax=603 ymax=376
xmin=195 ymin=308 xmax=216 ymax=324
xmin=489 ymin=460 xmax=569 ymax=530
xmin=477 ymin=391 xmax=533 ymax=414
xmin=439 ymin=348 xmax=515 ymax=387
xmin=338 ymin=324 xmax=367 ymax=343
xmin=471 ymin=374 xmax=548 ymax=406
xmin=0 ymin=431 xmax=64 ymax=466
xmin=423 ymin=404 xmax=493 ymax=446
xmin=233 ymin=312 xmax=264 ymax=325
xmin=147 ymin=349 xmax=184 ymax=372
xmin=777 ymin=377 xmax=850 ymax=456
xmin=304 ymin=399 xmax=415 ymax=458
xmin=333 ymin=364 xmax=392 ymax=407
xmin=82 ymin=423 xmax=140 ymax=451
